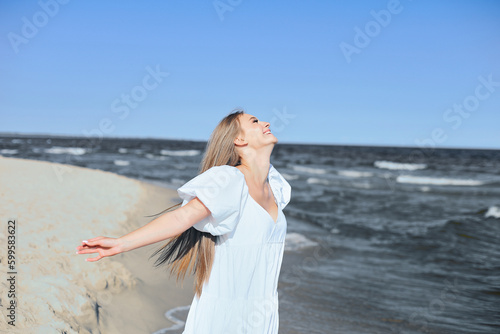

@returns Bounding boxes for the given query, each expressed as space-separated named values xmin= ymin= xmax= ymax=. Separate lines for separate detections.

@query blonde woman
xmin=76 ymin=109 xmax=292 ymax=333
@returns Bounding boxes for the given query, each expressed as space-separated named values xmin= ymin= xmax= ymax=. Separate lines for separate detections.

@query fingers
xmin=76 ymin=237 xmax=119 ymax=262
xmin=85 ymin=255 xmax=102 ymax=262
xmin=81 ymin=236 xmax=106 ymax=245
xmin=76 ymin=247 xmax=98 ymax=254
xmin=76 ymin=237 xmax=103 ymax=261
xmin=76 ymin=237 xmax=105 ymax=251
xmin=76 ymin=244 xmax=97 ymax=251
xmin=77 ymin=247 xmax=104 ymax=261
xmin=80 ymin=237 xmax=118 ymax=249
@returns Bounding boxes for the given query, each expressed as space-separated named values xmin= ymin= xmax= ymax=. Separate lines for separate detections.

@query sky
xmin=1 ymin=0 xmax=499 ymax=149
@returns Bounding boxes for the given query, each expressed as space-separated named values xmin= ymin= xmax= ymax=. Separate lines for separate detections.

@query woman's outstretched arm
xmin=76 ymin=197 xmax=210 ymax=262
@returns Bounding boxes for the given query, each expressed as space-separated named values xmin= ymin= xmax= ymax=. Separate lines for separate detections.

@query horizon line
xmin=0 ymin=131 xmax=498 ymax=152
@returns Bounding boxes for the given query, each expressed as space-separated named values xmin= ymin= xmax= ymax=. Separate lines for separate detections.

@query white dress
xmin=176 ymin=163 xmax=292 ymax=334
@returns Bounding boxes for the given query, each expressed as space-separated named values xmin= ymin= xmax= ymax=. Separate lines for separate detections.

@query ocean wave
xmin=160 ymin=149 xmax=200 ymax=157
xmin=374 ymin=160 xmax=427 ymax=171
xmin=11 ymin=139 xmax=23 ymax=144
xmin=281 ymin=173 xmax=300 ymax=180
xmin=306 ymin=177 xmax=329 ymax=185
xmin=44 ymin=146 xmax=87 ymax=155
xmin=351 ymin=181 xmax=371 ymax=189
xmin=396 ymin=175 xmax=484 ymax=186
xmin=113 ymin=160 xmax=130 ymax=166
xmin=118 ymin=148 xmax=128 ymax=153
xmin=337 ymin=170 xmax=373 ymax=178
xmin=285 ymin=232 xmax=318 ymax=251
xmin=152 ymin=305 xmax=190 ymax=334
xmin=291 ymin=165 xmax=328 ymax=174
xmin=145 ymin=153 xmax=167 ymax=161
xmin=172 ymin=164 xmax=187 ymax=170
xmin=485 ymin=206 xmax=500 ymax=219
xmin=0 ymin=149 xmax=18 ymax=155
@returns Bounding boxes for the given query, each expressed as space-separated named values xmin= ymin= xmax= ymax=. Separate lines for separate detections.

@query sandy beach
xmin=0 ymin=156 xmax=195 ymax=333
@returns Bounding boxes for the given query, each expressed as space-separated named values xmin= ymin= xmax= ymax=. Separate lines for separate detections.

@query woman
xmin=76 ymin=109 xmax=292 ymax=333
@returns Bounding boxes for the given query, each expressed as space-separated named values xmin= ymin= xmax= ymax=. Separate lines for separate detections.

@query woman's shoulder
xmin=208 ymin=164 xmax=241 ymax=172
xmin=203 ymin=164 xmax=244 ymax=179
xmin=184 ymin=165 xmax=245 ymax=189
xmin=177 ymin=164 xmax=249 ymax=236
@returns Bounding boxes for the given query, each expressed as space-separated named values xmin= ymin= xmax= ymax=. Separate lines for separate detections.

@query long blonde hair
xmin=148 ymin=109 xmax=244 ymax=297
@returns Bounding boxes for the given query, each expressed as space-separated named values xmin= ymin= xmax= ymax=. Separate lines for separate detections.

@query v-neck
xmin=232 ymin=166 xmax=280 ymax=224
xmin=248 ymin=184 xmax=280 ymax=224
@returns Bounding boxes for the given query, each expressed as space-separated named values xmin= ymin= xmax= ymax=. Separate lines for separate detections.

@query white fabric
xmin=176 ymin=163 xmax=291 ymax=334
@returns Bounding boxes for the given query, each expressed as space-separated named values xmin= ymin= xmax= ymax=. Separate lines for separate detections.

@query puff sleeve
xmin=177 ymin=165 xmax=248 ymax=236
xmin=268 ymin=163 xmax=292 ymax=209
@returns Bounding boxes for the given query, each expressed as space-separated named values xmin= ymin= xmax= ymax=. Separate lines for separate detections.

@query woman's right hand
xmin=76 ymin=237 xmax=124 ymax=262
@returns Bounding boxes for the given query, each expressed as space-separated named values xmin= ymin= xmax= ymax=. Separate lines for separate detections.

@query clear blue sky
xmin=1 ymin=0 xmax=499 ymax=149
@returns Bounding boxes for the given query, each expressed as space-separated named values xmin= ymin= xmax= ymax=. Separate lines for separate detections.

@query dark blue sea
xmin=1 ymin=134 xmax=499 ymax=334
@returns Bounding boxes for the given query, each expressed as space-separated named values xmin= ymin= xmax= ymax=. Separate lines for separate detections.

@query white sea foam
xmin=374 ymin=160 xmax=427 ymax=171
xmin=291 ymin=165 xmax=328 ymax=174
xmin=44 ymin=146 xmax=87 ymax=155
xmin=485 ymin=206 xmax=500 ymax=219
xmin=160 ymin=149 xmax=200 ymax=156
xmin=118 ymin=148 xmax=128 ymax=153
xmin=338 ymin=170 xmax=373 ymax=178
xmin=152 ymin=305 xmax=191 ymax=334
xmin=397 ymin=175 xmax=484 ymax=186
xmin=281 ymin=173 xmax=300 ymax=180
xmin=171 ymin=164 xmax=187 ymax=170
xmin=145 ymin=153 xmax=167 ymax=161
xmin=0 ymin=149 xmax=18 ymax=155
xmin=307 ymin=177 xmax=329 ymax=185
xmin=285 ymin=232 xmax=318 ymax=251
xmin=351 ymin=181 xmax=371 ymax=189
xmin=11 ymin=139 xmax=23 ymax=144
xmin=113 ymin=160 xmax=130 ymax=166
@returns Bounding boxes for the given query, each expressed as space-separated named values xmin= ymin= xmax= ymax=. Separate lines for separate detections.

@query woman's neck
xmin=236 ymin=158 xmax=271 ymax=187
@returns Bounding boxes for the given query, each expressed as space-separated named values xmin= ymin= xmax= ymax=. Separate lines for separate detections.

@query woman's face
xmin=235 ymin=113 xmax=277 ymax=148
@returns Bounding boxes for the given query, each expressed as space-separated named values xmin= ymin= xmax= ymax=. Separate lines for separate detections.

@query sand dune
xmin=0 ymin=157 xmax=194 ymax=333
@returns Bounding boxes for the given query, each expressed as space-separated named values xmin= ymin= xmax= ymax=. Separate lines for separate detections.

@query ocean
xmin=1 ymin=134 xmax=499 ymax=334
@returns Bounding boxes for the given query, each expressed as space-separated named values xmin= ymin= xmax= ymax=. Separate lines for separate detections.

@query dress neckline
xmin=231 ymin=165 xmax=280 ymax=224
